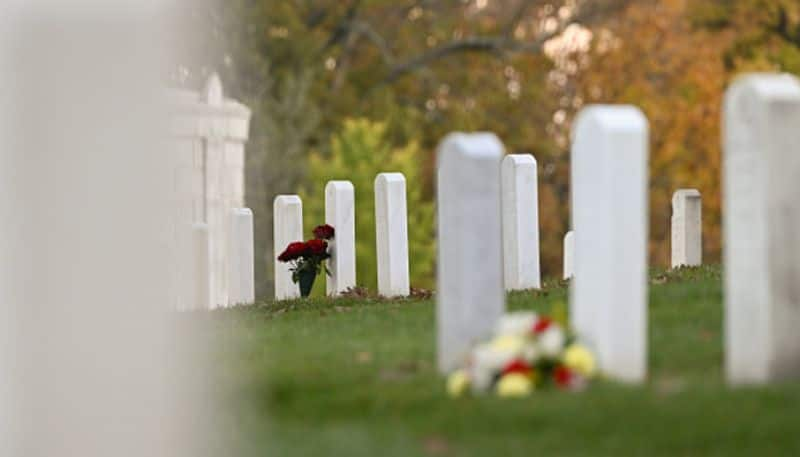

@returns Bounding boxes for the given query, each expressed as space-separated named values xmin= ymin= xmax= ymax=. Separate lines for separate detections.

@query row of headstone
xmin=273 ymin=174 xmax=411 ymax=299
xmin=436 ymin=73 xmax=800 ymax=386
xmin=188 ymin=209 xmax=256 ymax=309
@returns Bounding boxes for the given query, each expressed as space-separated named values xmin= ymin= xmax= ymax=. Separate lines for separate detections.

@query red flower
xmin=532 ymin=317 xmax=553 ymax=334
xmin=553 ymin=365 xmax=573 ymax=389
xmin=502 ymin=359 xmax=533 ymax=377
xmin=277 ymin=241 xmax=307 ymax=262
xmin=306 ymin=238 xmax=328 ymax=256
xmin=313 ymin=224 xmax=335 ymax=240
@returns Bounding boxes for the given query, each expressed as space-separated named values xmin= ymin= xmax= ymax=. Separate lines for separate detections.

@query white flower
xmin=489 ymin=334 xmax=526 ymax=356
xmin=494 ymin=312 xmax=538 ymax=337
xmin=538 ymin=325 xmax=566 ymax=358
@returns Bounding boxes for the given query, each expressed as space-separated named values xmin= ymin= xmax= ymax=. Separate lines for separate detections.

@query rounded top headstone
xmin=274 ymin=195 xmax=302 ymax=205
xmin=502 ymin=153 xmax=537 ymax=168
xmin=437 ymin=132 xmax=505 ymax=164
xmin=572 ymin=105 xmax=648 ymax=142
xmin=375 ymin=172 xmax=406 ymax=186
xmin=724 ymin=74 xmax=800 ymax=124
xmin=325 ymin=180 xmax=355 ymax=192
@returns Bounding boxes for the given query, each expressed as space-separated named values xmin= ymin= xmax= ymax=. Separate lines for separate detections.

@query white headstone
xmin=501 ymin=154 xmax=541 ymax=290
xmin=325 ymin=181 xmax=357 ymax=296
xmin=571 ymin=105 xmax=649 ymax=383
xmin=375 ymin=173 xmax=410 ymax=297
xmin=671 ymin=189 xmax=702 ymax=268
xmin=273 ymin=195 xmax=304 ymax=300
xmin=436 ymin=133 xmax=505 ymax=374
xmin=228 ymin=208 xmax=255 ymax=305
xmin=563 ymin=230 xmax=574 ymax=280
xmin=192 ymin=223 xmax=212 ymax=310
xmin=724 ymin=73 xmax=800 ymax=384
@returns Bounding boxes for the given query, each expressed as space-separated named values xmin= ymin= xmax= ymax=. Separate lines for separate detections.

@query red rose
xmin=502 ymin=359 xmax=533 ymax=377
xmin=306 ymin=238 xmax=328 ymax=256
xmin=553 ymin=365 xmax=573 ymax=389
xmin=277 ymin=241 xmax=307 ymax=262
xmin=532 ymin=317 xmax=553 ymax=334
xmin=313 ymin=224 xmax=335 ymax=240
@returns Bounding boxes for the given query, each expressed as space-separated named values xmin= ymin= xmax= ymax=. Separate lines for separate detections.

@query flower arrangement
xmin=277 ymin=224 xmax=335 ymax=297
xmin=446 ymin=311 xmax=597 ymax=398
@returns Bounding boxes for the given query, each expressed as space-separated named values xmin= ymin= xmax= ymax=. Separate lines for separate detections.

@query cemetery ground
xmin=216 ymin=265 xmax=800 ymax=456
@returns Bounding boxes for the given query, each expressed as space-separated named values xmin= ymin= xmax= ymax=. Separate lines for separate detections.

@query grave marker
xmin=375 ymin=173 xmax=410 ymax=297
xmin=228 ymin=208 xmax=255 ymax=305
xmin=724 ymin=73 xmax=800 ymax=384
xmin=501 ymin=154 xmax=541 ymax=290
xmin=570 ymin=105 xmax=649 ymax=383
xmin=563 ymin=231 xmax=574 ymax=280
xmin=273 ymin=195 xmax=303 ymax=300
xmin=671 ymin=189 xmax=702 ymax=268
xmin=437 ymin=133 xmax=505 ymax=374
xmin=192 ymin=223 xmax=212 ymax=310
xmin=326 ymin=181 xmax=357 ymax=296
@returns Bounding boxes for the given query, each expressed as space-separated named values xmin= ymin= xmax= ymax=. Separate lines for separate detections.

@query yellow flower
xmin=490 ymin=335 xmax=526 ymax=354
xmin=447 ymin=370 xmax=470 ymax=397
xmin=496 ymin=373 xmax=533 ymax=398
xmin=563 ymin=344 xmax=596 ymax=378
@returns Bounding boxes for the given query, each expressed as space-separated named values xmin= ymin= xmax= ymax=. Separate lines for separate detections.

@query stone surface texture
xmin=436 ymin=133 xmax=505 ymax=374
xmin=228 ymin=208 xmax=255 ymax=305
xmin=724 ymin=73 xmax=800 ymax=384
xmin=563 ymin=231 xmax=574 ymax=280
xmin=375 ymin=173 xmax=410 ymax=297
xmin=570 ymin=105 xmax=649 ymax=383
xmin=671 ymin=189 xmax=702 ymax=268
xmin=501 ymin=154 xmax=541 ymax=290
xmin=273 ymin=195 xmax=304 ymax=300
xmin=191 ymin=223 xmax=212 ymax=311
xmin=325 ymin=181 xmax=357 ymax=296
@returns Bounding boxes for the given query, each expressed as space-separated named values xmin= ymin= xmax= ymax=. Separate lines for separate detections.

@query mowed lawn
xmin=214 ymin=266 xmax=800 ymax=456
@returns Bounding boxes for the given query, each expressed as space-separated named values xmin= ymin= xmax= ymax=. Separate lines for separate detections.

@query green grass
xmin=215 ymin=265 xmax=800 ymax=456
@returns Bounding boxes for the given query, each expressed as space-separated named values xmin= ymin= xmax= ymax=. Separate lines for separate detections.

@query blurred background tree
xmin=174 ymin=0 xmax=800 ymax=298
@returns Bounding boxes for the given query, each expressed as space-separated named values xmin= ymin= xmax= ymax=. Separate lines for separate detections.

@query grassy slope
xmin=216 ymin=266 xmax=800 ymax=457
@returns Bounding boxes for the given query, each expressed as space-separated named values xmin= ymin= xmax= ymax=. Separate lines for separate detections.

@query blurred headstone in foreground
xmin=724 ymin=73 xmax=800 ymax=385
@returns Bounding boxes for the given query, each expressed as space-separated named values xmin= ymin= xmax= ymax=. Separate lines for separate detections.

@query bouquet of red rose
xmin=277 ymin=224 xmax=335 ymax=297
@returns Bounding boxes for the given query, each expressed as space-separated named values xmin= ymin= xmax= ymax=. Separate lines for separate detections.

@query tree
xmin=302 ymin=119 xmax=435 ymax=293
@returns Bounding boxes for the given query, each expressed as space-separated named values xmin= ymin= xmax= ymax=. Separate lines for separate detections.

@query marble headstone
xmin=501 ymin=154 xmax=541 ymax=290
xmin=192 ymin=223 xmax=212 ymax=310
xmin=228 ymin=208 xmax=255 ymax=305
xmin=273 ymin=195 xmax=303 ymax=300
xmin=375 ymin=173 xmax=410 ymax=297
xmin=671 ymin=189 xmax=702 ymax=268
xmin=436 ymin=133 xmax=505 ymax=373
xmin=325 ymin=181 xmax=357 ymax=296
xmin=570 ymin=105 xmax=649 ymax=383
xmin=724 ymin=73 xmax=800 ymax=384
xmin=563 ymin=231 xmax=574 ymax=280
